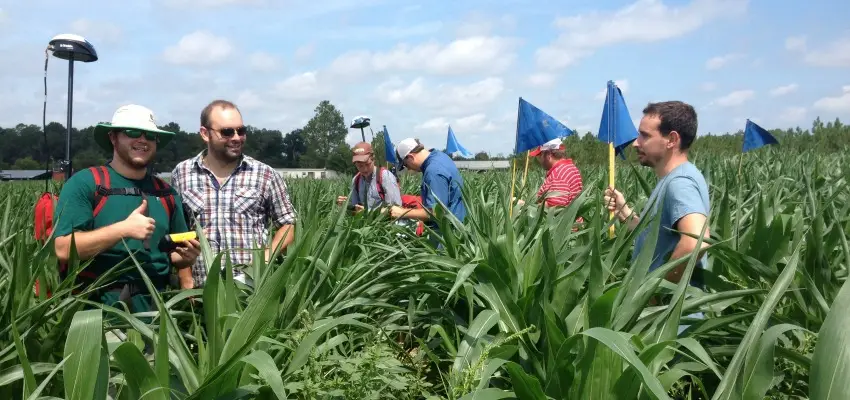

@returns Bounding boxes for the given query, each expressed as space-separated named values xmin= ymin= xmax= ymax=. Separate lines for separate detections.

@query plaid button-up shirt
xmin=170 ymin=151 xmax=297 ymax=286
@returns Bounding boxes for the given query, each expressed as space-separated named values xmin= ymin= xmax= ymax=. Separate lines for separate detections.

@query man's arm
xmin=167 ymin=192 xmax=199 ymax=288
xmin=665 ymin=212 xmax=710 ymax=283
xmin=55 ymin=224 xmax=128 ymax=263
xmin=662 ymin=176 xmax=710 ymax=283
xmin=266 ymin=170 xmax=297 ymax=259
xmin=55 ymin=200 xmax=154 ymax=262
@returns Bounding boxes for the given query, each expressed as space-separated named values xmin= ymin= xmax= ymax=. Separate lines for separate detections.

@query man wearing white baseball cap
xmin=526 ymin=138 xmax=584 ymax=209
xmin=385 ymin=138 xmax=466 ymax=235
xmin=51 ymin=104 xmax=199 ymax=314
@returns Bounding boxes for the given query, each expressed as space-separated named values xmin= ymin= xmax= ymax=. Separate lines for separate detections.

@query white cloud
xmin=234 ymin=89 xmax=265 ymax=110
xmin=323 ymin=21 xmax=444 ymax=41
xmin=163 ymin=31 xmax=234 ymax=65
xmin=536 ymin=0 xmax=748 ymax=70
xmin=779 ymin=106 xmax=807 ymax=123
xmin=375 ymin=77 xmax=505 ymax=116
xmin=160 ymin=0 xmax=265 ymax=8
xmin=813 ymin=86 xmax=850 ymax=112
xmin=68 ymin=19 xmax=123 ymax=44
xmin=712 ymin=89 xmax=755 ymax=107
xmin=769 ymin=83 xmax=798 ymax=97
xmin=329 ymin=36 xmax=519 ymax=78
xmin=273 ymin=71 xmax=329 ymax=100
xmin=801 ymin=37 xmax=850 ymax=67
xmin=785 ymin=35 xmax=806 ymax=51
xmin=700 ymin=82 xmax=717 ymax=92
xmin=595 ymin=79 xmax=629 ymax=100
xmin=455 ymin=12 xmax=517 ymax=37
xmin=294 ymin=43 xmax=315 ymax=63
xmin=528 ymin=73 xmax=557 ymax=87
xmin=248 ymin=52 xmax=280 ymax=71
xmin=705 ymin=53 xmax=743 ymax=70
xmin=786 ymin=35 xmax=850 ymax=67
xmin=414 ymin=113 xmax=498 ymax=134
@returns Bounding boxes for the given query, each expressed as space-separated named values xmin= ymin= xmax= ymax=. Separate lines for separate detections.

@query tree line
xmin=1 ymin=97 xmax=848 ymax=175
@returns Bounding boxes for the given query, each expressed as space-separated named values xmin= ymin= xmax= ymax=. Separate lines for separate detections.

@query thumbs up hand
xmin=122 ymin=199 xmax=156 ymax=240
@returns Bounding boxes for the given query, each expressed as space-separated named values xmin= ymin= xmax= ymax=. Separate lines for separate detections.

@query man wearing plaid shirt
xmin=170 ymin=100 xmax=297 ymax=287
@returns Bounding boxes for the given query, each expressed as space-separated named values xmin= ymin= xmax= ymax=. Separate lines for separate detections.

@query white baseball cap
xmin=529 ymin=138 xmax=565 ymax=156
xmin=394 ymin=138 xmax=421 ymax=169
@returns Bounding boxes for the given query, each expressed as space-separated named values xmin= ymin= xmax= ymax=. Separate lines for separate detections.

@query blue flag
xmin=445 ymin=125 xmax=474 ymax=158
xmin=515 ymin=97 xmax=574 ymax=154
xmin=598 ymin=80 xmax=638 ymax=158
xmin=382 ymin=125 xmax=397 ymax=164
xmin=742 ymin=119 xmax=778 ymax=152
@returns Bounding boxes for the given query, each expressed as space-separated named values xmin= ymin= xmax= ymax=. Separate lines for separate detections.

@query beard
xmin=211 ymin=140 xmax=243 ymax=162
xmin=115 ymin=141 xmax=154 ymax=169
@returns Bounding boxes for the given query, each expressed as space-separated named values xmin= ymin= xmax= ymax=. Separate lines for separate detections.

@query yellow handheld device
xmin=159 ymin=232 xmax=197 ymax=252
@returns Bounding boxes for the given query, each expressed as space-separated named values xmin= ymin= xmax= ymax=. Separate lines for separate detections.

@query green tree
xmin=281 ymin=129 xmax=306 ymax=168
xmin=300 ymin=101 xmax=348 ymax=168
xmin=12 ymin=156 xmax=40 ymax=169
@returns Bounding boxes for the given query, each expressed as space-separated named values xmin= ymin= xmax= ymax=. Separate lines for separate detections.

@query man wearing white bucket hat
xmin=51 ymin=104 xmax=200 ymax=314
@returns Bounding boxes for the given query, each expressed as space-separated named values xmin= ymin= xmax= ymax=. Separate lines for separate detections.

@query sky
xmin=0 ymin=0 xmax=848 ymax=156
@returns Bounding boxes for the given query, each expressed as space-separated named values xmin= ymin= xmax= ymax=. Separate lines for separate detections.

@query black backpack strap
xmin=376 ymin=167 xmax=386 ymax=202
xmin=151 ymin=176 xmax=176 ymax=220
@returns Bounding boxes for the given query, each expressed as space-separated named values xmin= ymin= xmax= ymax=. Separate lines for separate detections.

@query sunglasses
xmin=120 ymin=129 xmax=159 ymax=141
xmin=211 ymin=126 xmax=248 ymax=137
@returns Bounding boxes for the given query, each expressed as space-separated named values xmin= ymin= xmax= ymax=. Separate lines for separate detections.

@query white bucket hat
xmin=93 ymin=104 xmax=174 ymax=152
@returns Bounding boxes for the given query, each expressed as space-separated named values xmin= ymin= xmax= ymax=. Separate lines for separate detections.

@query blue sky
xmin=0 ymin=0 xmax=848 ymax=156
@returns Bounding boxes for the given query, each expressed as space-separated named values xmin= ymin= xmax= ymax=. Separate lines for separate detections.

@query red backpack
xmin=33 ymin=166 xmax=176 ymax=297
xmin=353 ymin=168 xmax=425 ymax=236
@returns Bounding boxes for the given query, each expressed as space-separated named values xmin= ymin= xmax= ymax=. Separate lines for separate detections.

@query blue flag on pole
xmin=515 ymin=97 xmax=574 ymax=154
xmin=382 ymin=125 xmax=397 ymax=164
xmin=597 ymin=80 xmax=638 ymax=158
xmin=445 ymin=125 xmax=474 ymax=158
xmin=742 ymin=119 xmax=779 ymax=152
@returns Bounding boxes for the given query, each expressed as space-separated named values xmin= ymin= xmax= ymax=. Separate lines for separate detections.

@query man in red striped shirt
xmin=528 ymin=138 xmax=583 ymax=207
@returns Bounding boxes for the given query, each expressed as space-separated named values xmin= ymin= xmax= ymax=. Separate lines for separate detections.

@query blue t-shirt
xmin=632 ymin=161 xmax=710 ymax=287
xmin=420 ymin=150 xmax=466 ymax=229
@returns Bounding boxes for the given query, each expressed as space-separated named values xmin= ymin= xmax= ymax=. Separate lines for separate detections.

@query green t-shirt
xmin=52 ymin=165 xmax=189 ymax=285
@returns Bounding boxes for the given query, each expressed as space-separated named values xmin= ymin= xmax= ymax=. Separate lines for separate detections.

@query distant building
xmin=275 ymin=168 xmax=341 ymax=179
xmin=453 ymin=160 xmax=511 ymax=171
xmin=0 ymin=170 xmax=53 ymax=181
xmin=156 ymin=168 xmax=342 ymax=181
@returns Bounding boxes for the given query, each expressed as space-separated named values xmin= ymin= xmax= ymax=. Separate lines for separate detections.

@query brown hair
xmin=642 ymin=101 xmax=698 ymax=150
xmin=201 ymin=100 xmax=240 ymax=129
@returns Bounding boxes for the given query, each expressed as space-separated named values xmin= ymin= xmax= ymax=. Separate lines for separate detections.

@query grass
xmin=0 ymin=149 xmax=848 ymax=399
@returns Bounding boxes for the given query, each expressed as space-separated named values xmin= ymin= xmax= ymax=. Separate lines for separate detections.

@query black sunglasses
xmin=210 ymin=126 xmax=248 ymax=137
xmin=118 ymin=129 xmax=159 ymax=141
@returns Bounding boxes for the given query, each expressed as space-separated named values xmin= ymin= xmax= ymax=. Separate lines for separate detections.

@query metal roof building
xmin=0 ymin=170 xmax=53 ymax=181
xmin=453 ymin=160 xmax=511 ymax=171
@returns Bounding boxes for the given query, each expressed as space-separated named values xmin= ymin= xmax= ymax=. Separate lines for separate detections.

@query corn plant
xmin=0 ymin=149 xmax=847 ymax=399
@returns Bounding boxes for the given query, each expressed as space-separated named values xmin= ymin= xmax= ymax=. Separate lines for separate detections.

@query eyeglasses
xmin=120 ymin=129 xmax=159 ymax=141
xmin=210 ymin=126 xmax=248 ymax=137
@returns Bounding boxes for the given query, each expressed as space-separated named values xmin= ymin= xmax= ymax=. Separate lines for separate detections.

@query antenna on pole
xmin=47 ymin=33 xmax=98 ymax=179
xmin=350 ymin=116 xmax=371 ymax=143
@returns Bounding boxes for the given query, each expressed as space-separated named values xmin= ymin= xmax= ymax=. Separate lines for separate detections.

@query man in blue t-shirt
xmin=386 ymin=138 xmax=466 ymax=231
xmin=604 ymin=101 xmax=710 ymax=289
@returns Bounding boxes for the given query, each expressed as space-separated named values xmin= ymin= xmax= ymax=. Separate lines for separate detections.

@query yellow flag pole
xmin=522 ymin=150 xmax=530 ymax=187
xmin=608 ymin=142 xmax=616 ymax=239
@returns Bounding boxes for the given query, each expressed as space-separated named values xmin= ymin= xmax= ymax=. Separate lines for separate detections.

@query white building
xmin=275 ymin=168 xmax=340 ymax=179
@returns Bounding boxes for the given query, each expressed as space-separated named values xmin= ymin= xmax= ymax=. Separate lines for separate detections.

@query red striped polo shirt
xmin=537 ymin=159 xmax=583 ymax=207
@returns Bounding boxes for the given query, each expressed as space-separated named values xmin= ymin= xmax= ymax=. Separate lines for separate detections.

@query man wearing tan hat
xmin=337 ymin=141 xmax=402 ymax=212
xmin=50 ymin=104 xmax=200 ymax=313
